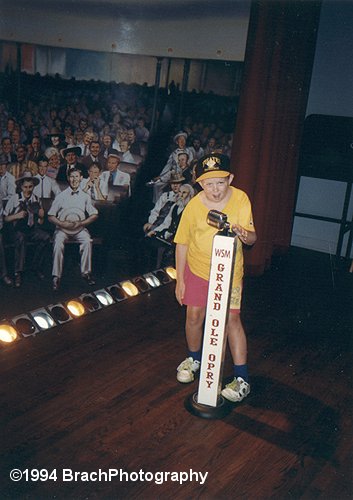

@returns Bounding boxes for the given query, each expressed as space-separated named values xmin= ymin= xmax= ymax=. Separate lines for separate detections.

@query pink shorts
xmin=183 ymin=264 xmax=241 ymax=313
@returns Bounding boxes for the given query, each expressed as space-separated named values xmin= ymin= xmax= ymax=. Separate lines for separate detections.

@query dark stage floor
xmin=0 ymin=246 xmax=352 ymax=499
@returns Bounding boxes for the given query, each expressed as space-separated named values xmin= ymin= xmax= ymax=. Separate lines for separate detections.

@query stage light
xmin=132 ymin=276 xmax=150 ymax=293
xmin=30 ymin=308 xmax=56 ymax=331
xmin=120 ymin=280 xmax=139 ymax=297
xmin=11 ymin=314 xmax=39 ymax=337
xmin=47 ymin=304 xmax=72 ymax=324
xmin=0 ymin=323 xmax=18 ymax=343
xmin=154 ymin=269 xmax=172 ymax=284
xmin=94 ymin=289 xmax=114 ymax=306
xmin=143 ymin=272 xmax=161 ymax=288
xmin=3 ymin=267 xmax=177 ymax=347
xmin=165 ymin=266 xmax=177 ymax=280
xmin=107 ymin=284 xmax=127 ymax=302
xmin=78 ymin=293 xmax=101 ymax=312
xmin=66 ymin=300 xmax=85 ymax=317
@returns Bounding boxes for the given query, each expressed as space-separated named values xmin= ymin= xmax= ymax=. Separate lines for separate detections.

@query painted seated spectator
xmin=188 ymin=159 xmax=202 ymax=194
xmin=189 ymin=136 xmax=205 ymax=161
xmin=174 ymin=152 xmax=193 ymax=185
xmin=48 ymin=168 xmax=99 ymax=291
xmin=99 ymin=134 xmax=117 ymax=167
xmin=126 ymin=128 xmax=143 ymax=157
xmin=33 ymin=155 xmax=61 ymax=199
xmin=119 ymin=140 xmax=136 ymax=164
xmin=0 ymin=191 xmax=12 ymax=287
xmin=148 ymin=183 xmax=194 ymax=242
xmin=0 ymin=154 xmax=16 ymax=201
xmin=9 ymin=144 xmax=38 ymax=179
xmin=45 ymin=147 xmax=61 ymax=179
xmin=112 ymin=127 xmax=127 ymax=152
xmin=10 ymin=128 xmax=22 ymax=154
xmin=74 ymin=130 xmax=84 ymax=148
xmin=92 ymin=109 xmax=105 ymax=131
xmin=1 ymin=117 xmax=17 ymax=140
xmin=143 ymin=172 xmax=184 ymax=236
xmin=144 ymin=179 xmax=193 ymax=268
xmin=150 ymin=132 xmax=194 ymax=202
xmin=135 ymin=117 xmax=150 ymax=143
xmin=101 ymin=153 xmax=131 ymax=198
xmin=47 ymin=108 xmax=58 ymax=130
xmin=27 ymin=136 xmax=43 ymax=164
xmin=204 ymin=136 xmax=217 ymax=155
xmin=110 ymin=112 xmax=122 ymax=133
xmin=39 ymin=122 xmax=50 ymax=143
xmin=4 ymin=175 xmax=51 ymax=287
xmin=78 ymin=117 xmax=89 ymax=135
xmin=63 ymin=124 xmax=75 ymax=146
xmin=1 ymin=137 xmax=17 ymax=163
xmin=81 ymin=163 xmax=108 ymax=202
xmin=81 ymin=140 xmax=101 ymax=169
xmin=220 ymin=133 xmax=233 ymax=158
xmin=46 ymin=128 xmax=66 ymax=153
xmin=78 ymin=130 xmax=95 ymax=157
xmin=57 ymin=146 xmax=88 ymax=184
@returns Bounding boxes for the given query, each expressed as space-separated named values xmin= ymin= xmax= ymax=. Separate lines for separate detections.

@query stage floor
xmin=0 ymin=248 xmax=352 ymax=499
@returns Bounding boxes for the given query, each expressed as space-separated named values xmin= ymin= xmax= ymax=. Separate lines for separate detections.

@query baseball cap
xmin=195 ymin=153 xmax=231 ymax=182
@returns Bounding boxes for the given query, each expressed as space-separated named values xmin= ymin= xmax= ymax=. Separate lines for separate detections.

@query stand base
xmin=185 ymin=392 xmax=232 ymax=419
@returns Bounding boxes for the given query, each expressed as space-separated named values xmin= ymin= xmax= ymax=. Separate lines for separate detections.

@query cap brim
xmin=196 ymin=170 xmax=230 ymax=183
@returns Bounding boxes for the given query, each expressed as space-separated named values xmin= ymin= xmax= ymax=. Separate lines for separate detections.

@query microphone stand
xmin=185 ymin=210 xmax=237 ymax=419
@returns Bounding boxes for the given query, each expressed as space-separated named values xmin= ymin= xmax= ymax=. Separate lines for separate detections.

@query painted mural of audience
xmin=0 ymin=70 xmax=237 ymax=288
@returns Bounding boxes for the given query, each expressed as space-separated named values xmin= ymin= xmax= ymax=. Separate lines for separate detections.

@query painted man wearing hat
xmin=174 ymin=153 xmax=257 ymax=403
xmin=167 ymin=132 xmax=194 ymax=167
xmin=143 ymin=171 xmax=185 ymax=236
xmin=56 ymin=146 xmax=88 ymax=184
xmin=4 ymin=175 xmax=51 ymax=287
xmin=149 ymin=131 xmax=194 ymax=203
xmin=46 ymin=128 xmax=66 ymax=152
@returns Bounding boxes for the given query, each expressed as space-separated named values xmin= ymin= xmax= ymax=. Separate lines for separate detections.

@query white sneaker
xmin=177 ymin=357 xmax=200 ymax=383
xmin=221 ymin=377 xmax=250 ymax=402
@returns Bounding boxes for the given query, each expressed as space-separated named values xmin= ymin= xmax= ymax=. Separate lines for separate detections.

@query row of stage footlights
xmin=0 ymin=267 xmax=177 ymax=345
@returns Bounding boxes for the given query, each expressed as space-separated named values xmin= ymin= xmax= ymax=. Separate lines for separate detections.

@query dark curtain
xmin=231 ymin=0 xmax=322 ymax=275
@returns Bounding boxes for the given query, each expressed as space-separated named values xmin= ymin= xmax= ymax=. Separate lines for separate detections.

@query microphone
xmin=207 ymin=209 xmax=231 ymax=233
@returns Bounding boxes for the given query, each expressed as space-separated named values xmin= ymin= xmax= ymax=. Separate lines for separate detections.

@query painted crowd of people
xmin=0 ymin=72 xmax=237 ymax=288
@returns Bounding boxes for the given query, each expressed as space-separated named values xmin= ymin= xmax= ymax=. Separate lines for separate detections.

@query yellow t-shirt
xmin=174 ymin=186 xmax=255 ymax=284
